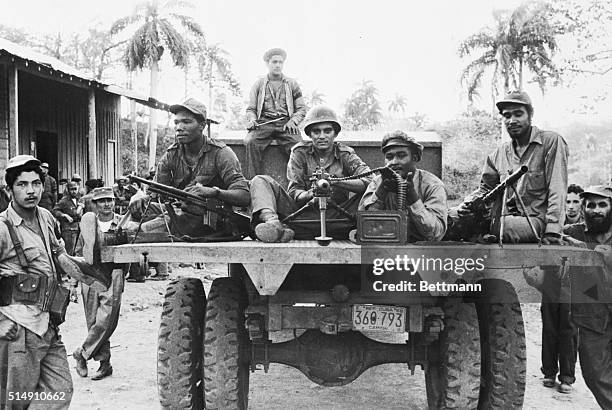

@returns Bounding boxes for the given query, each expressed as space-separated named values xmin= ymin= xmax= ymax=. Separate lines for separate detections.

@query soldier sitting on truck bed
xmin=129 ymin=98 xmax=250 ymax=239
xmin=446 ymin=90 xmax=569 ymax=244
xmin=250 ymin=105 xmax=372 ymax=242
xmin=358 ymin=130 xmax=447 ymax=241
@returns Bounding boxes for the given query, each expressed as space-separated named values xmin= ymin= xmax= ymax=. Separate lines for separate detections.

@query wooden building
xmin=0 ymin=38 xmax=123 ymax=185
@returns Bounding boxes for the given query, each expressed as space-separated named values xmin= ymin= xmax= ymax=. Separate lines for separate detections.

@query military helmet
xmin=302 ymin=105 xmax=342 ymax=135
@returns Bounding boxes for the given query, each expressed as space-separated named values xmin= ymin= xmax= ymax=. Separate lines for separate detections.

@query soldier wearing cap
xmin=449 ymin=90 xmax=569 ymax=243
xmin=250 ymin=105 xmax=371 ymax=242
xmin=39 ymin=162 xmax=57 ymax=211
xmin=0 ymin=155 xmax=74 ymax=408
xmin=358 ymin=130 xmax=447 ymax=241
xmin=70 ymin=173 xmax=86 ymax=198
xmin=53 ymin=180 xmax=84 ymax=255
xmin=562 ymin=185 xmax=612 ymax=406
xmin=129 ymin=98 xmax=250 ymax=240
xmin=72 ymin=187 xmax=134 ymax=381
xmin=244 ymin=47 xmax=307 ymax=179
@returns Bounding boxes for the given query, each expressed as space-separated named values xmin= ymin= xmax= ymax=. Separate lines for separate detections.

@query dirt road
xmin=60 ymin=266 xmax=600 ymax=409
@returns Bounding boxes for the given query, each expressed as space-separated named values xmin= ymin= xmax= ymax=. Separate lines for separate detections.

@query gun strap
xmin=2 ymin=219 xmax=29 ymax=272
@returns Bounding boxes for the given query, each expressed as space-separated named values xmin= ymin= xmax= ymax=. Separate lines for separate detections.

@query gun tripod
xmin=281 ymin=166 xmax=400 ymax=246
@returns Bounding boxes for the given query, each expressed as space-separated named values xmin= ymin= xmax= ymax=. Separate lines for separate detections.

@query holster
xmin=0 ymin=274 xmax=69 ymax=325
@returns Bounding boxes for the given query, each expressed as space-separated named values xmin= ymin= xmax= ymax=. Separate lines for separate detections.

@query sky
xmin=3 ymin=0 xmax=612 ymax=127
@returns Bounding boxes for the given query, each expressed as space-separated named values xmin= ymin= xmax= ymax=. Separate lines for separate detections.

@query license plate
xmin=352 ymin=304 xmax=406 ymax=333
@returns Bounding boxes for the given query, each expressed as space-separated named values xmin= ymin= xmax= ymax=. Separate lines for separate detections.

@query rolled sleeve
xmin=408 ymin=182 xmax=447 ymax=241
xmin=216 ymin=147 xmax=250 ymax=192
xmin=287 ymin=151 xmax=309 ymax=200
xmin=359 ymin=177 xmax=385 ymax=210
xmin=290 ymin=81 xmax=307 ymax=125
xmin=246 ymin=80 xmax=260 ymax=122
xmin=544 ymin=136 xmax=569 ymax=235
xmin=346 ymin=152 xmax=372 ymax=189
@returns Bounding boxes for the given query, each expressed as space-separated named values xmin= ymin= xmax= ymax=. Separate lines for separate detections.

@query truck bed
xmin=101 ymin=241 xmax=602 ymax=300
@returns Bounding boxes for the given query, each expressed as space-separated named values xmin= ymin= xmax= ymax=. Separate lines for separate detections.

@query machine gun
xmin=447 ymin=165 xmax=530 ymax=242
xmin=129 ymin=174 xmax=251 ymax=241
xmin=282 ymin=166 xmax=400 ymax=246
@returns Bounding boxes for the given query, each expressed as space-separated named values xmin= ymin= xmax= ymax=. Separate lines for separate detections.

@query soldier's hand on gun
xmin=186 ymin=183 xmax=218 ymax=198
xmin=128 ymin=193 xmax=150 ymax=220
xmin=246 ymin=120 xmax=258 ymax=131
xmin=0 ymin=317 xmax=18 ymax=341
xmin=283 ymin=120 xmax=300 ymax=135
xmin=297 ymin=189 xmax=315 ymax=205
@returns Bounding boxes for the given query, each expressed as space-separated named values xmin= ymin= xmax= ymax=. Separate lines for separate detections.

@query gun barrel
xmin=482 ymin=165 xmax=529 ymax=203
xmin=129 ymin=174 xmax=224 ymax=215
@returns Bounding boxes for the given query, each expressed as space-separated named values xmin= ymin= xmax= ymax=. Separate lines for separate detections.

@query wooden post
xmin=8 ymin=66 xmax=18 ymax=157
xmin=88 ymin=89 xmax=98 ymax=179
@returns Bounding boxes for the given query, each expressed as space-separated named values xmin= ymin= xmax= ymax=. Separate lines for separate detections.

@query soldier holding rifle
xmin=447 ymin=90 xmax=569 ymax=243
xmin=129 ymin=98 xmax=250 ymax=239
xmin=244 ymin=48 xmax=307 ymax=179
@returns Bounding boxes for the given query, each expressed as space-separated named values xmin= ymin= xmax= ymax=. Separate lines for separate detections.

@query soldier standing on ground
xmin=53 ymin=181 xmax=84 ymax=255
xmin=72 ymin=187 xmax=133 ymax=381
xmin=563 ymin=185 xmax=612 ymax=407
xmin=0 ymin=155 xmax=74 ymax=409
xmin=447 ymin=90 xmax=569 ymax=244
xmin=244 ymin=48 xmax=307 ymax=179
xmin=358 ymin=130 xmax=447 ymax=241
xmin=39 ymin=162 xmax=57 ymax=212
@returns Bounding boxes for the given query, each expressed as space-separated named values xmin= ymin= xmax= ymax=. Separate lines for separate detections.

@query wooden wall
xmin=14 ymin=71 xmax=119 ymax=185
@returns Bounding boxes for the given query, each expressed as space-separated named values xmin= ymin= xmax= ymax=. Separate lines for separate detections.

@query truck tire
xmin=425 ymin=300 xmax=480 ymax=409
xmin=204 ymin=277 xmax=250 ymax=409
xmin=157 ymin=278 xmax=206 ymax=409
xmin=476 ymin=280 xmax=526 ymax=409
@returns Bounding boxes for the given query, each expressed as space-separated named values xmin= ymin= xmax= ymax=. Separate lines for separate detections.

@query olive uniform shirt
xmin=359 ymin=169 xmax=448 ymax=241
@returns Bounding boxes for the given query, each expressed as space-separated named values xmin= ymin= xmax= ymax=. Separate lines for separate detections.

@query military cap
xmin=263 ymin=48 xmax=287 ymax=62
xmin=92 ymin=187 xmax=115 ymax=201
xmin=169 ymin=98 xmax=207 ymax=120
xmin=71 ymin=173 xmax=82 ymax=182
xmin=41 ymin=162 xmax=49 ymax=168
xmin=381 ymin=130 xmax=424 ymax=161
xmin=496 ymin=90 xmax=533 ymax=112
xmin=580 ymin=185 xmax=612 ymax=200
xmin=6 ymin=155 xmax=41 ymax=172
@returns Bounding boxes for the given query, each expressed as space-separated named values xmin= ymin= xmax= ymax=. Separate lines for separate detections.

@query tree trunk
xmin=519 ymin=57 xmax=523 ymax=90
xmin=148 ymin=59 xmax=160 ymax=170
xmin=128 ymin=72 xmax=138 ymax=174
xmin=208 ymin=63 xmax=213 ymax=116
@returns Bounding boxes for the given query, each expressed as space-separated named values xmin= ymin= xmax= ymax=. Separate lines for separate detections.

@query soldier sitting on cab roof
xmin=250 ymin=105 xmax=372 ymax=243
xmin=358 ymin=130 xmax=447 ymax=241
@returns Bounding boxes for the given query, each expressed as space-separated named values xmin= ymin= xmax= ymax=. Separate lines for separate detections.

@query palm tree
xmin=308 ymin=90 xmax=326 ymax=106
xmin=459 ymin=1 xmax=560 ymax=106
xmin=196 ymin=43 xmax=241 ymax=117
xmin=111 ymin=0 xmax=204 ymax=168
xmin=344 ymin=80 xmax=382 ymax=130
xmin=388 ymin=94 xmax=407 ymax=115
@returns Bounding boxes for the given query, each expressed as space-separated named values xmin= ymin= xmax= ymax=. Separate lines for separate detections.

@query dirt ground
xmin=59 ymin=265 xmax=601 ymax=410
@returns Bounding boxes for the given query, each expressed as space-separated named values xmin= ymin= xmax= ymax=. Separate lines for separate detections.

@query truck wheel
xmin=157 ymin=278 xmax=206 ymax=409
xmin=425 ymin=300 xmax=480 ymax=409
xmin=204 ymin=277 xmax=250 ymax=409
xmin=476 ymin=280 xmax=526 ymax=409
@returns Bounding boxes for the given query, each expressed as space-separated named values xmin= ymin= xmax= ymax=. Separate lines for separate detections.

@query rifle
xmin=447 ymin=165 xmax=529 ymax=240
xmin=128 ymin=174 xmax=251 ymax=238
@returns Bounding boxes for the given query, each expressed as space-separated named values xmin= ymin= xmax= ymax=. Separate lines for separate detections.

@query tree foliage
xmin=343 ymin=80 xmax=382 ymax=130
xmin=459 ymin=1 xmax=561 ymax=106
xmin=387 ymin=94 xmax=407 ymax=115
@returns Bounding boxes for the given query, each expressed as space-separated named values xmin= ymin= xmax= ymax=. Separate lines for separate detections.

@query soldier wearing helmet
xmin=358 ymin=130 xmax=448 ymax=241
xmin=447 ymin=90 xmax=569 ymax=244
xmin=250 ymin=106 xmax=372 ymax=243
xmin=244 ymin=48 xmax=307 ymax=179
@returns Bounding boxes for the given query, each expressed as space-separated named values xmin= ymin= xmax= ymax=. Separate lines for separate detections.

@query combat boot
xmin=91 ymin=361 xmax=113 ymax=380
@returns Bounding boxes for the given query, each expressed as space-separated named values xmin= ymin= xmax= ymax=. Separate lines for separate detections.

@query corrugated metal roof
xmin=0 ymin=37 xmax=100 ymax=83
xmin=0 ymin=36 xmax=172 ymax=111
